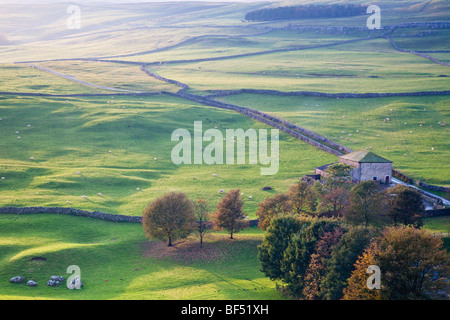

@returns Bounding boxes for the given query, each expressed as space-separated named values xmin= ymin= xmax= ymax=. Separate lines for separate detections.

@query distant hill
xmin=245 ymin=4 xmax=367 ymax=22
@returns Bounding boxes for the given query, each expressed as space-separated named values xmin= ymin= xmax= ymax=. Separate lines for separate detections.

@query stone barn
xmin=314 ymin=150 xmax=393 ymax=184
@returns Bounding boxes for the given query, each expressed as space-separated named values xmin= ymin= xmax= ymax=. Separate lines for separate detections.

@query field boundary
xmin=0 ymin=207 xmax=142 ymax=222
xmin=205 ymin=88 xmax=450 ymax=99
xmin=0 ymin=207 xmax=261 ymax=226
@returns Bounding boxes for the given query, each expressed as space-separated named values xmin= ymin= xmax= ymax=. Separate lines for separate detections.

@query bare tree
xmin=195 ymin=198 xmax=210 ymax=248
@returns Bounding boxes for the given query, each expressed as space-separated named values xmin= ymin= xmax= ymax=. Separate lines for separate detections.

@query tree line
xmin=256 ymin=163 xmax=448 ymax=300
xmin=141 ymin=163 xmax=449 ymax=299
xmin=245 ymin=4 xmax=367 ymax=22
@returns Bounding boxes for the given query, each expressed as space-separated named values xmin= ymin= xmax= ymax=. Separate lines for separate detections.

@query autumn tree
xmin=142 ymin=192 xmax=196 ymax=247
xmin=342 ymin=240 xmax=383 ymax=300
xmin=288 ymin=181 xmax=316 ymax=215
xmin=387 ymin=185 xmax=425 ymax=227
xmin=256 ymin=193 xmax=292 ymax=230
xmin=302 ymin=227 xmax=344 ymax=300
xmin=321 ymin=226 xmax=377 ymax=300
xmin=212 ymin=189 xmax=245 ymax=239
xmin=195 ymin=198 xmax=210 ymax=248
xmin=343 ymin=226 xmax=449 ymax=300
xmin=377 ymin=226 xmax=449 ymax=300
xmin=318 ymin=187 xmax=350 ymax=216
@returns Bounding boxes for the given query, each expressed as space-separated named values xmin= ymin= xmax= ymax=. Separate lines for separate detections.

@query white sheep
xmin=17 ymin=136 xmax=21 ymax=140
xmin=136 ymin=187 xmax=141 ymax=191
xmin=212 ymin=174 xmax=218 ymax=177
xmin=98 ymin=192 xmax=102 ymax=196
xmin=76 ymin=171 xmax=81 ymax=174
xmin=1 ymin=177 xmax=5 ymax=180
xmin=82 ymin=195 xmax=87 ymax=199
xmin=248 ymin=196 xmax=252 ymax=199
xmin=219 ymin=189 xmax=224 ymax=193
xmin=30 ymin=157 xmax=34 ymax=160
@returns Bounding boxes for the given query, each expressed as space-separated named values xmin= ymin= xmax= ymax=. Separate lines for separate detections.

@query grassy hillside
xmin=0 ymin=94 xmax=335 ymax=217
xmin=0 ymin=0 xmax=449 ymax=301
xmin=0 ymin=214 xmax=281 ymax=300
xmin=218 ymin=94 xmax=450 ymax=187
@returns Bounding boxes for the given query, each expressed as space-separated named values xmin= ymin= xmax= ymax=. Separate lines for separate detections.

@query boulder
xmin=27 ymin=280 xmax=38 ymax=287
xmin=47 ymin=275 xmax=65 ymax=287
xmin=67 ymin=277 xmax=83 ymax=289
xmin=10 ymin=276 xmax=25 ymax=284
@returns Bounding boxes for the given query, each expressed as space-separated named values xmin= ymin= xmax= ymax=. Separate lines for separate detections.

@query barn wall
xmin=360 ymin=162 xmax=392 ymax=183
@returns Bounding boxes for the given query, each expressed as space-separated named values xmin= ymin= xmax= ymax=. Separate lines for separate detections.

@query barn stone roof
xmin=339 ymin=150 xmax=392 ymax=163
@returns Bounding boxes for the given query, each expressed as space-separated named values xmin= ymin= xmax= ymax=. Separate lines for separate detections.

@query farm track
xmin=24 ymin=64 xmax=148 ymax=93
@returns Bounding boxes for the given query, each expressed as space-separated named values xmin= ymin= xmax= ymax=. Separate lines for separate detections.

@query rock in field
xmin=10 ymin=276 xmax=25 ymax=284
xmin=27 ymin=280 xmax=38 ymax=287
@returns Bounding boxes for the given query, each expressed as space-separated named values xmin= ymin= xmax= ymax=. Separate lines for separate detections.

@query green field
xmin=218 ymin=94 xmax=450 ymax=187
xmin=0 ymin=214 xmax=281 ymax=300
xmin=0 ymin=94 xmax=335 ymax=217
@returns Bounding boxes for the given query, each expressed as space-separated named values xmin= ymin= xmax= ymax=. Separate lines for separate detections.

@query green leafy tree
xmin=280 ymin=219 xmax=342 ymax=297
xmin=142 ymin=192 xmax=195 ymax=247
xmin=257 ymin=216 xmax=304 ymax=281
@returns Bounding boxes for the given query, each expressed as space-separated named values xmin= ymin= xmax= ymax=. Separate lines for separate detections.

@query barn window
xmin=373 ymin=177 xmax=377 ymax=181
